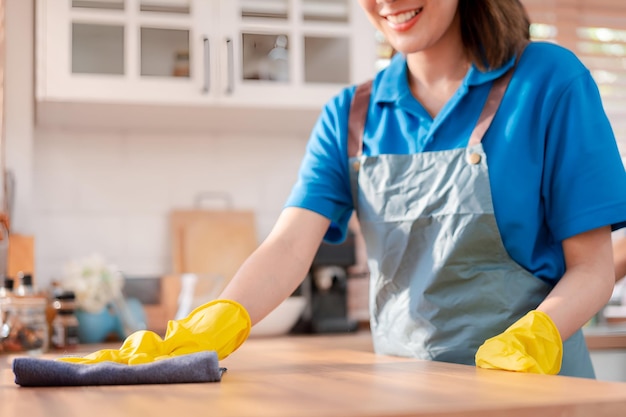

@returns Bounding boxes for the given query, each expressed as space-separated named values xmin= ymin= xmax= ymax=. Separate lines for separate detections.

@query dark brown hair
xmin=459 ymin=0 xmax=531 ymax=71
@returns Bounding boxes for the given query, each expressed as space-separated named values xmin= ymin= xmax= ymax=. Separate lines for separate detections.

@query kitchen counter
xmin=2 ymin=332 xmax=626 ymax=417
xmin=584 ymin=324 xmax=626 ymax=350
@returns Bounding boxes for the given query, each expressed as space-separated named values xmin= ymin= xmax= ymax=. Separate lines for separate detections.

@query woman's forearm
xmin=537 ymin=226 xmax=614 ymax=340
xmin=218 ymin=207 xmax=331 ymax=325
xmin=613 ymin=236 xmax=626 ymax=283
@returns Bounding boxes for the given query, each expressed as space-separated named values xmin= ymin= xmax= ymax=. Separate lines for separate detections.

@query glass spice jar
xmin=1 ymin=296 xmax=49 ymax=354
xmin=51 ymin=291 xmax=80 ymax=350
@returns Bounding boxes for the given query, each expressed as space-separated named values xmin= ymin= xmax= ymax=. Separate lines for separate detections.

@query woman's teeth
xmin=386 ymin=8 xmax=422 ymax=25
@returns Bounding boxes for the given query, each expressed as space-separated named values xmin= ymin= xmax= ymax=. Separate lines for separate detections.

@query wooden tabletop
xmin=2 ymin=332 xmax=626 ymax=417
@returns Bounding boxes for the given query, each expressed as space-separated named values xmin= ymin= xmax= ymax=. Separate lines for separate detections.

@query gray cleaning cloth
xmin=13 ymin=351 xmax=225 ymax=387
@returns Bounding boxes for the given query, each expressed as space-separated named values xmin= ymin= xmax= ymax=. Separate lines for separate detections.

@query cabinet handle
xmin=202 ymin=36 xmax=210 ymax=94
xmin=225 ymin=37 xmax=234 ymax=95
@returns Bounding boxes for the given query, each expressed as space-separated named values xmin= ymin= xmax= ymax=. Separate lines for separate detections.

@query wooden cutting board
xmin=7 ymin=234 xmax=35 ymax=282
xmin=170 ymin=208 xmax=258 ymax=281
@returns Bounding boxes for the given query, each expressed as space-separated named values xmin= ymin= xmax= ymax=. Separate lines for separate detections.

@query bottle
xmin=15 ymin=272 xmax=35 ymax=297
xmin=0 ymin=277 xmax=12 ymax=351
xmin=0 ymin=277 xmax=13 ymax=323
xmin=267 ymin=35 xmax=289 ymax=82
xmin=0 ymin=276 xmax=13 ymax=298
xmin=51 ymin=291 xmax=80 ymax=349
xmin=0 ymin=215 xmax=9 ymax=289
xmin=172 ymin=50 xmax=190 ymax=77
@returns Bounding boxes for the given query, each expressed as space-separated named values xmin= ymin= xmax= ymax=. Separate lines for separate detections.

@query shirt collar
xmin=373 ymin=52 xmax=518 ymax=105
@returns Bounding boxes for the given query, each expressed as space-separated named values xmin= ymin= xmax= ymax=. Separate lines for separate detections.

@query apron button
xmin=467 ymin=153 xmax=482 ymax=165
xmin=352 ymin=161 xmax=361 ymax=171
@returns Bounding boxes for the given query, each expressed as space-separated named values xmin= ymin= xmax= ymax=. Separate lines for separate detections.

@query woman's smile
xmin=360 ymin=0 xmax=460 ymax=55
xmin=384 ymin=7 xmax=423 ymax=31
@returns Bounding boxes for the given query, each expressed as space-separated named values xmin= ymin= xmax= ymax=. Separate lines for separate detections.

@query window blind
xmin=522 ymin=0 xmax=626 ymax=161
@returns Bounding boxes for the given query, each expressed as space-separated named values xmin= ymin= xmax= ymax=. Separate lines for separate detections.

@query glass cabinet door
xmin=70 ymin=0 xmax=126 ymax=76
xmin=140 ymin=0 xmax=190 ymax=13
xmin=69 ymin=0 xmax=195 ymax=81
xmin=72 ymin=0 xmax=125 ymax=10
xmin=221 ymin=0 xmax=360 ymax=106
xmin=236 ymin=0 xmax=291 ymax=88
xmin=58 ymin=0 xmax=213 ymax=102
xmin=241 ymin=33 xmax=290 ymax=82
xmin=72 ymin=23 xmax=125 ymax=75
xmin=138 ymin=0 xmax=192 ymax=79
xmin=301 ymin=0 xmax=351 ymax=85
xmin=139 ymin=27 xmax=190 ymax=78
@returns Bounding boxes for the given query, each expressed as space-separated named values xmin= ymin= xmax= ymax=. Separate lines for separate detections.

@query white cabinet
xmin=36 ymin=0 xmax=376 ymax=110
xmin=590 ymin=350 xmax=626 ymax=382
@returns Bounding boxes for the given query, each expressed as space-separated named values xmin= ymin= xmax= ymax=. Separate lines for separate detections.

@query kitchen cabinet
xmin=584 ymin=324 xmax=626 ymax=382
xmin=35 ymin=0 xmax=376 ymax=109
xmin=590 ymin=349 xmax=626 ymax=382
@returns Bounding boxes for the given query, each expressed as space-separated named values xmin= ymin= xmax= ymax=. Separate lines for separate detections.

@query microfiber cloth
xmin=12 ymin=351 xmax=225 ymax=387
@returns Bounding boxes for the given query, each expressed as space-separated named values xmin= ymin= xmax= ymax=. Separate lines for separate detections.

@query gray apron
xmin=347 ymin=64 xmax=595 ymax=378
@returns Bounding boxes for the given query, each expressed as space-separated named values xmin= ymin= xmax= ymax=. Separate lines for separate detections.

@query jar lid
xmin=55 ymin=291 xmax=76 ymax=301
xmin=20 ymin=273 xmax=33 ymax=286
xmin=2 ymin=277 xmax=14 ymax=291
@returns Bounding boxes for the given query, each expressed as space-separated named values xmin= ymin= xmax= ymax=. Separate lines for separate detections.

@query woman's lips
xmin=384 ymin=8 xmax=423 ymax=32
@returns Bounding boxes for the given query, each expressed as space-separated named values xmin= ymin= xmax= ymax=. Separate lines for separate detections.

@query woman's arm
xmin=218 ymin=207 xmax=331 ymax=325
xmin=537 ymin=226 xmax=614 ymax=340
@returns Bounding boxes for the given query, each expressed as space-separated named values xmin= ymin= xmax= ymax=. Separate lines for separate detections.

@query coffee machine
xmin=291 ymin=232 xmax=359 ymax=334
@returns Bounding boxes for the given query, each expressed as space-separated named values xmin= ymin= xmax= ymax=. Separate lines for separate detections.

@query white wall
xmin=5 ymin=0 xmax=34 ymax=235
xmin=33 ymin=127 xmax=308 ymax=286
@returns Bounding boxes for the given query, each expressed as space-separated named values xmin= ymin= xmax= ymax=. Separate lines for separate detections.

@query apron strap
xmin=467 ymin=69 xmax=514 ymax=146
xmin=348 ymin=80 xmax=373 ymax=158
xmin=469 ymin=43 xmax=528 ymax=145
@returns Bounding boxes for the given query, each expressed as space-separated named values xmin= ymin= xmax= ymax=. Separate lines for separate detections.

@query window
xmin=523 ymin=0 xmax=626 ymax=161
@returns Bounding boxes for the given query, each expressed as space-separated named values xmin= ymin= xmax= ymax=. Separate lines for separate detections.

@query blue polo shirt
xmin=286 ymin=41 xmax=626 ymax=285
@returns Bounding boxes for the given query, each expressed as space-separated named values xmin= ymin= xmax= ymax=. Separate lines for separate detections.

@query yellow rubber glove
xmin=475 ymin=310 xmax=563 ymax=375
xmin=59 ymin=299 xmax=251 ymax=365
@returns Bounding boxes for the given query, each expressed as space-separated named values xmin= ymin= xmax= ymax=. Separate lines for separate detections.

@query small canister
xmin=1 ymin=296 xmax=49 ymax=354
xmin=51 ymin=291 xmax=80 ymax=349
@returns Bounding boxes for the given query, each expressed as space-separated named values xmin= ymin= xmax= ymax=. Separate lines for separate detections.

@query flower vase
xmin=75 ymin=305 xmax=124 ymax=344
xmin=75 ymin=298 xmax=147 ymax=344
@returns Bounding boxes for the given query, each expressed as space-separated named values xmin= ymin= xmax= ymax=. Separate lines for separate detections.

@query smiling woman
xmin=27 ymin=0 xmax=626 ymax=385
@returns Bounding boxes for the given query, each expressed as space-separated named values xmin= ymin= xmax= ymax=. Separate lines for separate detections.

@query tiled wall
xmin=33 ymin=127 xmax=309 ymax=287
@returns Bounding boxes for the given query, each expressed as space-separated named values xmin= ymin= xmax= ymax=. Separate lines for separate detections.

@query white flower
xmin=61 ymin=253 xmax=124 ymax=313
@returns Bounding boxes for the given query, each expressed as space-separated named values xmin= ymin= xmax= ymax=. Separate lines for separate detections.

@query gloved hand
xmin=475 ymin=310 xmax=563 ymax=374
xmin=59 ymin=299 xmax=251 ymax=365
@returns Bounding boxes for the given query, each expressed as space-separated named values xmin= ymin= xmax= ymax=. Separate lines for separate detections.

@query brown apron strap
xmin=468 ymin=44 xmax=528 ymax=146
xmin=467 ymin=69 xmax=514 ymax=146
xmin=348 ymin=80 xmax=373 ymax=158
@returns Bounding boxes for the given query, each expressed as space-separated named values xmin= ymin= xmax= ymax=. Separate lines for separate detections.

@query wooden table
xmin=2 ymin=332 xmax=626 ymax=417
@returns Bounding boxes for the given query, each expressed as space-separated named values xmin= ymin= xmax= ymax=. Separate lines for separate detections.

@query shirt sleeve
xmin=284 ymin=86 xmax=357 ymax=243
xmin=543 ymin=68 xmax=626 ymax=241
